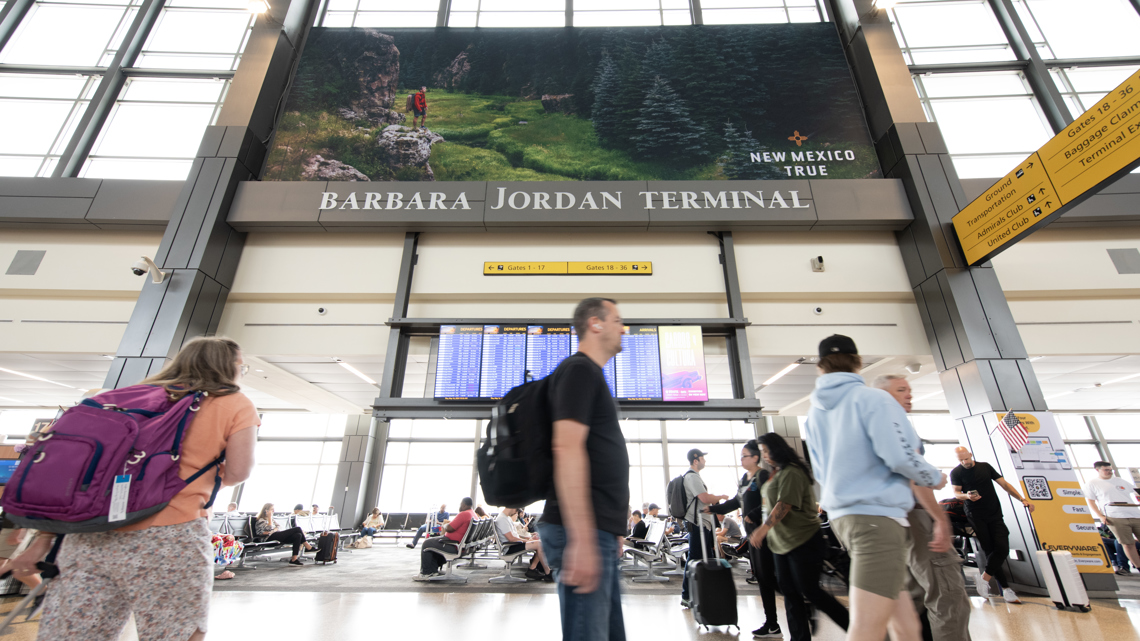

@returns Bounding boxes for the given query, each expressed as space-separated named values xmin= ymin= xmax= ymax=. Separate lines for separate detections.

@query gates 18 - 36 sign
xmin=953 ymin=68 xmax=1140 ymax=266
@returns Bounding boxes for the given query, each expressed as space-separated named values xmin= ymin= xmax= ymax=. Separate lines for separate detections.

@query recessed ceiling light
xmin=334 ymin=359 xmax=377 ymax=386
xmin=0 ymin=367 xmax=78 ymax=389
xmin=759 ymin=361 xmax=801 ymax=388
xmin=0 ymin=396 xmax=27 ymax=404
xmin=255 ymin=369 xmax=264 ymax=373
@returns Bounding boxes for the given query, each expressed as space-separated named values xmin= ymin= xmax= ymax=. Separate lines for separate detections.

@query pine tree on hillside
xmin=590 ymin=53 xmax=621 ymax=146
xmin=632 ymin=76 xmax=708 ymax=161
xmin=640 ymin=40 xmax=674 ymax=88
xmin=718 ymin=121 xmax=784 ymax=180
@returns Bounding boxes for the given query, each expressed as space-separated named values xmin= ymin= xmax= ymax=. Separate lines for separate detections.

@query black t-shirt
xmin=631 ymin=520 xmax=649 ymax=540
xmin=541 ymin=352 xmax=630 ymax=537
xmin=950 ymin=462 xmax=1003 ymax=520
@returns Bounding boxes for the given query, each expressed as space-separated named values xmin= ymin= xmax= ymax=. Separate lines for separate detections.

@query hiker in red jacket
xmin=412 ymin=86 xmax=427 ymax=131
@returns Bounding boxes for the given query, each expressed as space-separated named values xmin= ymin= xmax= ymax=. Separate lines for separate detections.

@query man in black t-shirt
xmin=950 ymin=447 xmax=1035 ymax=603
xmin=538 ymin=297 xmax=630 ymax=641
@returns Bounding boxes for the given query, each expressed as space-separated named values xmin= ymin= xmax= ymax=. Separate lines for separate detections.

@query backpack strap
xmin=185 ymin=450 xmax=226 ymax=510
xmin=169 ymin=392 xmax=204 ymax=453
xmin=79 ymin=398 xmax=162 ymax=418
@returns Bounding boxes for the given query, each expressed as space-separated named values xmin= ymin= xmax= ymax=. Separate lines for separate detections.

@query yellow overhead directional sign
xmin=567 ymin=262 xmax=653 ymax=274
xmin=953 ymin=153 xmax=1061 ymax=265
xmin=483 ymin=261 xmax=653 ymax=275
xmin=953 ymin=68 xmax=1140 ymax=266
xmin=483 ymin=262 xmax=567 ymax=274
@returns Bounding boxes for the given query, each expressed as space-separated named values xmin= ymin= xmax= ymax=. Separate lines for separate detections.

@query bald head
xmin=955 ymin=447 xmax=975 ymax=468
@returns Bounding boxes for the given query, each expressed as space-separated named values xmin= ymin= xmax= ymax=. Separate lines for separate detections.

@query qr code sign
xmin=1024 ymin=476 xmax=1052 ymax=501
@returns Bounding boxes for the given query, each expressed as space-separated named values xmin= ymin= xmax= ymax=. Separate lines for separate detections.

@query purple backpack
xmin=1 ymin=385 xmax=225 ymax=533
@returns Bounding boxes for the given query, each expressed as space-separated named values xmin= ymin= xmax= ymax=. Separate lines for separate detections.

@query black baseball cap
xmin=819 ymin=334 xmax=858 ymax=358
xmin=687 ymin=448 xmax=708 ymax=463
xmin=647 ymin=503 xmax=660 ymax=511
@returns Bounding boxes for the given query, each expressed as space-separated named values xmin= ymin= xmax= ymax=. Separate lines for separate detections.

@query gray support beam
xmin=715 ymin=232 xmax=756 ymax=400
xmin=355 ymin=232 xmax=420 ymax=521
xmin=104 ymin=0 xmax=321 ymax=386
xmin=690 ymin=0 xmax=703 ymax=25
xmin=331 ymin=414 xmax=377 ymax=522
xmin=437 ymin=0 xmax=450 ymax=27
xmin=827 ymin=0 xmax=1115 ymax=594
xmin=52 ymin=0 xmax=165 ymax=177
xmin=0 ymin=0 xmax=34 ymax=52
xmin=1131 ymin=0 xmax=1140 ymax=19
xmin=987 ymin=0 xmax=1073 ymax=133
xmin=566 ymin=0 xmax=573 ymax=28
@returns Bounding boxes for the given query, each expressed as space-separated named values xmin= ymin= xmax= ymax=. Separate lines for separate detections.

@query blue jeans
xmin=360 ymin=527 xmax=377 ymax=536
xmin=410 ymin=524 xmax=428 ymax=547
xmin=538 ymin=522 xmax=626 ymax=641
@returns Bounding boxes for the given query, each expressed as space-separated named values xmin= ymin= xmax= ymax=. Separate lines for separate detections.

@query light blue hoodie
xmin=805 ymin=372 xmax=941 ymax=520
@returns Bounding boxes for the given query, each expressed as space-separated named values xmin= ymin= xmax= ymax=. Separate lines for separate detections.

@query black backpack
xmin=666 ymin=470 xmax=696 ymax=521
xmin=476 ymin=378 xmax=555 ymax=508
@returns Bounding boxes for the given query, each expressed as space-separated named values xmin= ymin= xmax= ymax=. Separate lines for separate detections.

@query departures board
xmin=435 ymin=324 xmax=708 ymax=402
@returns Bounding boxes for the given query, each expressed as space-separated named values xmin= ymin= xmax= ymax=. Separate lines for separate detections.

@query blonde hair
xmin=257 ymin=503 xmax=275 ymax=522
xmin=141 ymin=337 xmax=242 ymax=400
xmin=370 ymin=507 xmax=380 ymax=517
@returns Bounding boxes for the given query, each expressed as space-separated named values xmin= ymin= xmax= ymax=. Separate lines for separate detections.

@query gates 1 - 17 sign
xmin=953 ymin=68 xmax=1140 ymax=266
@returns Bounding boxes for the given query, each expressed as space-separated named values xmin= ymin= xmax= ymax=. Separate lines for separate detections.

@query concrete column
xmin=103 ymin=0 xmax=320 ymax=387
xmin=826 ymin=0 xmax=1115 ymax=593
xmin=330 ymin=415 xmax=378 ymax=523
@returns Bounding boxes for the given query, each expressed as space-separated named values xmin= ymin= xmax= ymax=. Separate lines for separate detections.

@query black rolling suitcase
xmin=315 ymin=531 xmax=339 ymax=564
xmin=687 ymin=523 xmax=738 ymax=630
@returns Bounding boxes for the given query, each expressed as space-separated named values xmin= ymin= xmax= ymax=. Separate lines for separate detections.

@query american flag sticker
xmin=997 ymin=410 xmax=1029 ymax=452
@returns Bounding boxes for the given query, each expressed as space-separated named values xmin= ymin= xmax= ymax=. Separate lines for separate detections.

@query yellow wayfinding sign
xmin=953 ymin=68 xmax=1140 ymax=265
xmin=483 ymin=262 xmax=652 ymax=275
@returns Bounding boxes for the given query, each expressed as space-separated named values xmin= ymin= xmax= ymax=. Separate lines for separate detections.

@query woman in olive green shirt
xmin=749 ymin=433 xmax=849 ymax=641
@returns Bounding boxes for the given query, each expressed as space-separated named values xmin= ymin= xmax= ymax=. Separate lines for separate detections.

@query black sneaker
xmin=752 ymin=622 xmax=781 ymax=638
xmin=525 ymin=568 xmax=544 ymax=580
xmin=406 ymin=543 xmax=416 ymax=549
xmin=288 ymin=559 xmax=304 ymax=566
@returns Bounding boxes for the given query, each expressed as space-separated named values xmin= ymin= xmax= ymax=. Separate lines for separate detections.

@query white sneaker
xmin=1002 ymin=587 xmax=1022 ymax=604
xmin=975 ymin=573 xmax=990 ymax=598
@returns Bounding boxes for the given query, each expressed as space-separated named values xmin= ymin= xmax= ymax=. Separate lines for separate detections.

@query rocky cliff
xmin=376 ymin=126 xmax=445 ymax=181
xmin=333 ymin=29 xmax=405 ymax=126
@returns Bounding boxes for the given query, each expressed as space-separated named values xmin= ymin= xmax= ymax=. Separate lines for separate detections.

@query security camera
xmin=317 ymin=307 xmax=328 ymax=315
xmin=811 ymin=256 xmax=825 ymax=272
xmin=130 ymin=256 xmax=166 ymax=284
xmin=813 ymin=306 xmax=823 ymax=315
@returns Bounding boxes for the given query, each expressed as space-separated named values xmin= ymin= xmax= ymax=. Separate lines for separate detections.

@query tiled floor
xmin=5 ymin=590 xmax=1140 ymax=640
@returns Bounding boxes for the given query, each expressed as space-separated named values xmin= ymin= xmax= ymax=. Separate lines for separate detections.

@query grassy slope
xmin=264 ymin=89 xmax=876 ymax=182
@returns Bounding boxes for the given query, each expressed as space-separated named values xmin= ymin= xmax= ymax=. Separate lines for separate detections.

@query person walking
xmin=749 ymin=432 xmax=849 ymax=641
xmin=538 ymin=297 xmax=631 ymax=641
xmin=1086 ymin=460 xmax=1140 ymax=574
xmin=708 ymin=439 xmax=781 ymax=638
xmin=803 ymin=335 xmax=946 ymax=641
xmin=8 ymin=337 xmax=259 ymax=641
xmin=874 ymin=374 xmax=971 ymax=641
xmin=950 ymin=447 xmax=1033 ymax=603
xmin=679 ymin=448 xmax=730 ymax=609
xmin=412 ymin=86 xmax=428 ymax=130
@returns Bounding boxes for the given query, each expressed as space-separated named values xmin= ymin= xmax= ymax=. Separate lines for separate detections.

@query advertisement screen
xmin=658 ymin=326 xmax=708 ymax=402
xmin=264 ymin=24 xmax=878 ymax=183
xmin=434 ymin=325 xmax=483 ymax=399
xmin=479 ymin=325 xmax=527 ymax=399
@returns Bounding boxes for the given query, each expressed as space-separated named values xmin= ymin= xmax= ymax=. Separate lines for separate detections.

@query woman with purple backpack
xmin=7 ymin=337 xmax=259 ymax=641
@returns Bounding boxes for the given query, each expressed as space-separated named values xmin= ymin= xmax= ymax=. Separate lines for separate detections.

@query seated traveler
xmin=408 ymin=504 xmax=449 ymax=549
xmin=496 ymin=507 xmax=552 ymax=580
xmin=416 ymin=498 xmax=476 ymax=580
xmin=361 ymin=508 xmax=384 ymax=537
xmin=256 ymin=503 xmax=314 ymax=566
xmin=630 ymin=511 xmax=649 ymax=540
xmin=292 ymin=504 xmax=309 ymax=517
xmin=716 ymin=513 xmax=742 ymax=545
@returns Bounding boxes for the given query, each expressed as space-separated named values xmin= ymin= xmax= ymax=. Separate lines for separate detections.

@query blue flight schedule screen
xmin=525 ymin=326 xmax=572 ymax=382
xmin=616 ymin=326 xmax=663 ymax=400
xmin=571 ymin=333 xmax=617 ymax=397
xmin=479 ymin=325 xmax=528 ymax=398
xmin=434 ymin=325 xmax=484 ymax=399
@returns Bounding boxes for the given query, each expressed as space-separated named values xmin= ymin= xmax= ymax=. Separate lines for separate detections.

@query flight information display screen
xmin=616 ymin=326 xmax=663 ymax=400
xmin=435 ymin=323 xmax=704 ymax=401
xmin=434 ymin=325 xmax=484 ymax=399
xmin=525 ymin=326 xmax=572 ymax=382
xmin=479 ymin=325 xmax=528 ymax=399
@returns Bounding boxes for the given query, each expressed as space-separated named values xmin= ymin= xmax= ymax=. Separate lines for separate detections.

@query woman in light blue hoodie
xmin=803 ymin=335 xmax=946 ymax=641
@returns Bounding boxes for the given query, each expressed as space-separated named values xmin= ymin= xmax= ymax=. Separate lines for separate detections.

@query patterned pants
xmin=37 ymin=519 xmax=213 ymax=641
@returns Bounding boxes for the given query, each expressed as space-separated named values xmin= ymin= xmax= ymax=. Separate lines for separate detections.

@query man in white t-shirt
xmin=494 ymin=507 xmax=551 ymax=580
xmin=1086 ymin=461 xmax=1140 ymax=573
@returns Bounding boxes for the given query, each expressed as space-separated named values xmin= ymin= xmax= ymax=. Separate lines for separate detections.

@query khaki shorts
xmin=1107 ymin=517 xmax=1140 ymax=546
xmin=832 ymin=514 xmax=912 ymax=599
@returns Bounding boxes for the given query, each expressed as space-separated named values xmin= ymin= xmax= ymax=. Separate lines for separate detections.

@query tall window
xmin=380 ymin=419 xmax=478 ymax=512
xmin=321 ymin=0 xmax=439 ymax=28
xmin=235 ymin=413 xmax=346 ymax=511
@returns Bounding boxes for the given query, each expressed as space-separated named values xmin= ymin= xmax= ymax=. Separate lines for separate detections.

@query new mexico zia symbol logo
xmin=787 ymin=130 xmax=809 ymax=147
